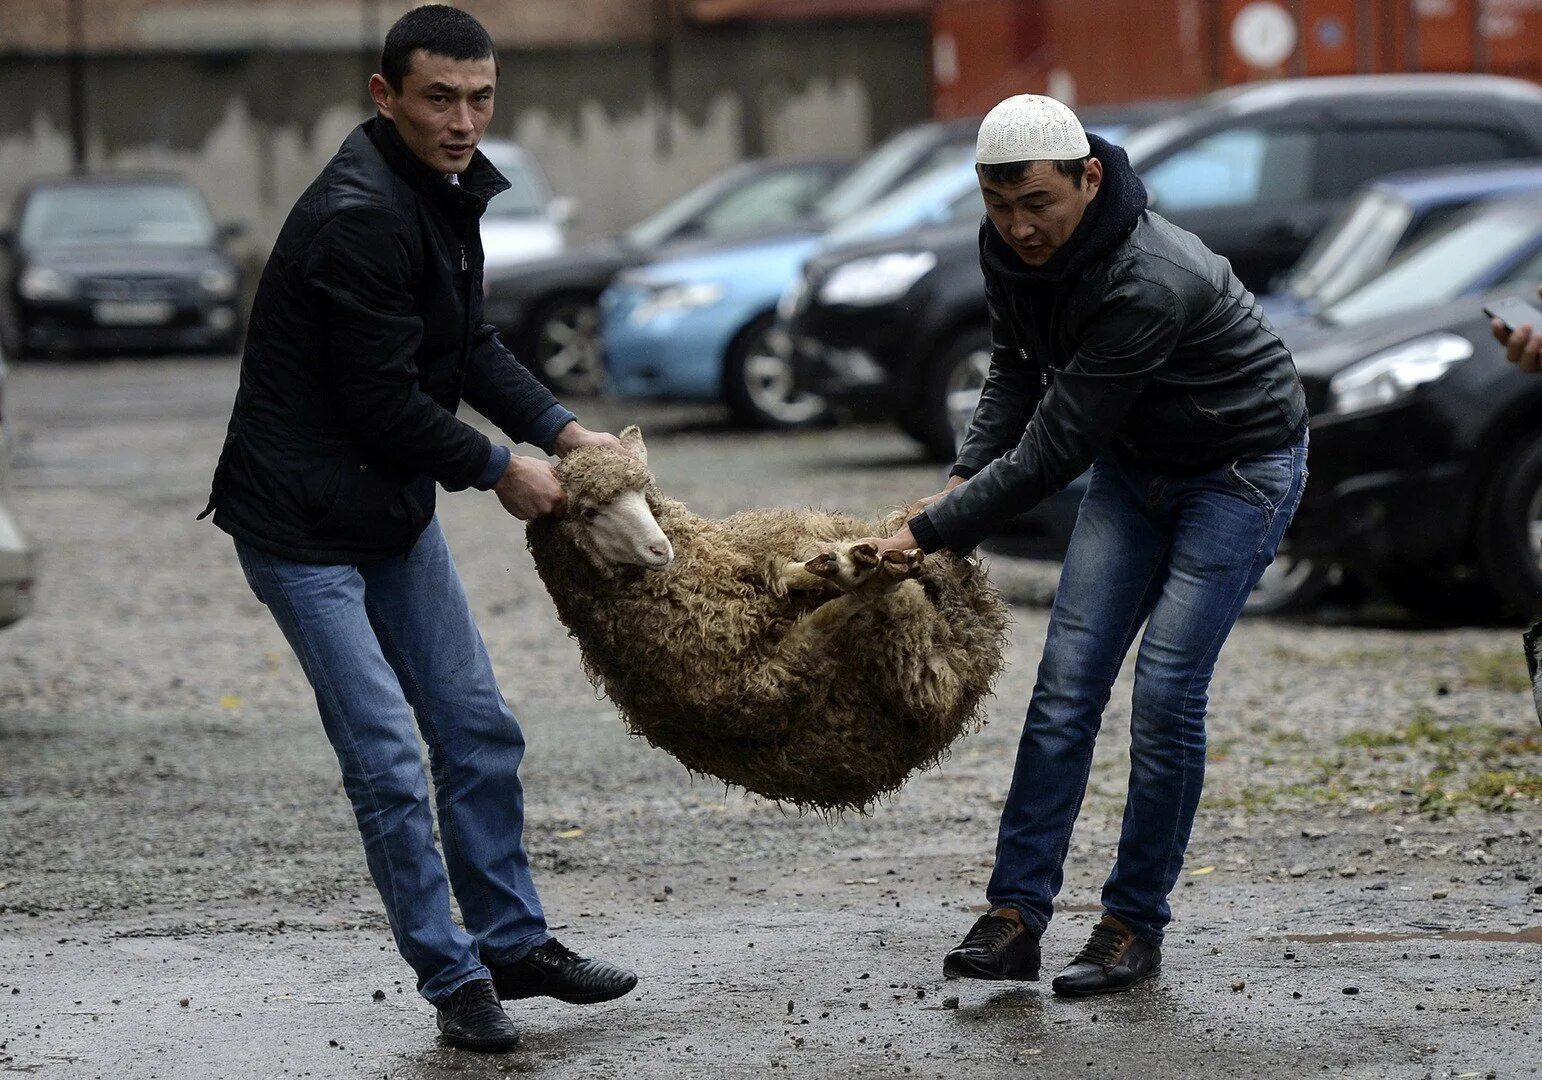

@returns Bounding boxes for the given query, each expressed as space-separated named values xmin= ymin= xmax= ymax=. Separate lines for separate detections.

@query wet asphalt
xmin=0 ymin=357 xmax=1538 ymax=1079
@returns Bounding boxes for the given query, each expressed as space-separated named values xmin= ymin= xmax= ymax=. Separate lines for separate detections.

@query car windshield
xmin=1282 ymin=189 xmax=1414 ymax=307
xmin=624 ymin=164 xmax=834 ymax=248
xmin=1319 ymin=205 xmax=1542 ymax=328
xmin=812 ymin=127 xmax=952 ymax=224
xmin=482 ymin=155 xmax=550 ymax=220
xmin=823 ymin=150 xmax=976 ymax=244
xmin=1121 ymin=112 xmax=1201 ymax=169
xmin=19 ymin=183 xmax=215 ymax=248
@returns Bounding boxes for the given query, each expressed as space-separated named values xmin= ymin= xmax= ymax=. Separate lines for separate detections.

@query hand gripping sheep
xmin=525 ymin=427 xmax=1010 ymax=812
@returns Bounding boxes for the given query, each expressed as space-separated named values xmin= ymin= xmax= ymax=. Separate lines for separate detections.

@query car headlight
xmin=817 ymin=251 xmax=937 ymax=307
xmin=199 ymin=267 xmax=238 ymax=299
xmin=1327 ymin=333 xmax=1474 ymax=415
xmin=629 ymin=281 xmax=725 ymax=325
xmin=18 ymin=267 xmax=75 ymax=301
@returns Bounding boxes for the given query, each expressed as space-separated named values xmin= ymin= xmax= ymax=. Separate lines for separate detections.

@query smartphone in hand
xmin=1484 ymin=296 xmax=1542 ymax=333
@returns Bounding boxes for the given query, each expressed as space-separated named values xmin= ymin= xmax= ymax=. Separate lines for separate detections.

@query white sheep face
xmin=575 ymin=489 xmax=674 ymax=570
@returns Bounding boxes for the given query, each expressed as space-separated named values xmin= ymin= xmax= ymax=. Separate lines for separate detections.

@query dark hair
xmin=381 ymin=4 xmax=498 ymax=91
xmin=979 ymin=156 xmax=1088 ymax=188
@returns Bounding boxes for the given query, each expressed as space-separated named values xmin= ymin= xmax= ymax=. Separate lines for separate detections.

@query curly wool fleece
xmin=526 ymin=441 xmax=1010 ymax=812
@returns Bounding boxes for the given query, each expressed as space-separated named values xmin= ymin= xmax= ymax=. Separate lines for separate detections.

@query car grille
xmin=78 ymin=276 xmax=185 ymax=302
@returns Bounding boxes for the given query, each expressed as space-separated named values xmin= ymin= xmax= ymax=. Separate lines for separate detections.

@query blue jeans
xmin=986 ymin=431 xmax=1308 ymax=946
xmin=234 ymin=518 xmax=549 ymax=1003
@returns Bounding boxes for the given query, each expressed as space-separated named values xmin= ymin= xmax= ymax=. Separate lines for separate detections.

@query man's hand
xmin=493 ymin=454 xmax=566 ymax=520
xmin=552 ymin=420 xmax=628 ymax=458
xmin=905 ymin=474 xmax=968 ymax=516
xmin=1492 ymin=286 xmax=1542 ymax=374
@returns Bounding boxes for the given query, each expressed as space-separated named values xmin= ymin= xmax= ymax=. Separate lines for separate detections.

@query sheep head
xmin=554 ymin=425 xmax=674 ymax=572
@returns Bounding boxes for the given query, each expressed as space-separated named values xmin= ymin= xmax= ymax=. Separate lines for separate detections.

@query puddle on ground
xmin=1286 ymin=927 xmax=1542 ymax=945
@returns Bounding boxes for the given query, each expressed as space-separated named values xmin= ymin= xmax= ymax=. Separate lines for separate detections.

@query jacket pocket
xmin=311 ymin=450 xmax=421 ymax=548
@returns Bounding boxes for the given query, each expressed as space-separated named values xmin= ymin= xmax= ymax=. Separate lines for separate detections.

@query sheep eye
xmin=581 ymin=506 xmax=600 ymax=521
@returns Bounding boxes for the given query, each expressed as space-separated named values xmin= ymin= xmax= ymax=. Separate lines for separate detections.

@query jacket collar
xmin=363 ymin=115 xmax=510 ymax=217
xmin=982 ymin=132 xmax=1148 ymax=286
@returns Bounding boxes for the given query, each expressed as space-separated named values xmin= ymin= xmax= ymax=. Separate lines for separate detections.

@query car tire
xmin=723 ymin=313 xmax=827 ymax=429
xmin=1241 ymin=535 xmax=1332 ymax=616
xmin=530 ymin=294 xmax=604 ymax=397
xmin=903 ymin=326 xmax=992 ymax=462
xmin=1476 ymin=433 xmax=1542 ymax=621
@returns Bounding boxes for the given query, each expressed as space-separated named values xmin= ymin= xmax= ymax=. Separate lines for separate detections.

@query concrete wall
xmin=0 ymin=21 xmax=931 ymax=268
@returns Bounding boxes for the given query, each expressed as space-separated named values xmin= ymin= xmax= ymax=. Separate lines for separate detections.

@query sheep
xmin=525 ymin=426 xmax=1010 ymax=812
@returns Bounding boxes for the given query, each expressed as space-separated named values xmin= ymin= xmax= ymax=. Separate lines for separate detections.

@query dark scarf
xmin=981 ymin=132 xmax=1147 ymax=287
xmin=363 ymin=115 xmax=509 ymax=220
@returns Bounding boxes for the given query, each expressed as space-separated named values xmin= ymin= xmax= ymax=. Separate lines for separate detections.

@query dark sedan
xmin=2 ymin=175 xmax=242 ymax=358
xmin=481 ymin=156 xmax=853 ymax=395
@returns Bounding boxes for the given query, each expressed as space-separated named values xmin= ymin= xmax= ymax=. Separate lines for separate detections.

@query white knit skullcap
xmin=975 ymin=95 xmax=1089 ymax=165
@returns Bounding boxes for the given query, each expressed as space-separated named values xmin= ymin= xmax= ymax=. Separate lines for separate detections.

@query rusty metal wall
xmin=933 ymin=0 xmax=1542 ymax=115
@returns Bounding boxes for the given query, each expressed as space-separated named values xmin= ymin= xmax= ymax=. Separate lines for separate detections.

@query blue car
xmin=601 ymin=147 xmax=982 ymax=427
xmin=1261 ymin=157 xmax=1542 ymax=324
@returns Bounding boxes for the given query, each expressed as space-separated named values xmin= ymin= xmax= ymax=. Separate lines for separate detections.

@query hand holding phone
xmin=1487 ymin=288 xmax=1542 ymax=374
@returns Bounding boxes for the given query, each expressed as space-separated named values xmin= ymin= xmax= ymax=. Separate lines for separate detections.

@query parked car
xmin=1263 ymin=158 xmax=1542 ymax=322
xmin=792 ymin=75 xmax=1542 ymax=460
xmin=1 ymin=174 xmax=243 ymax=358
xmin=481 ymin=155 xmax=854 ymax=395
xmin=1128 ymin=74 xmax=1542 ymax=291
xmin=958 ymin=194 xmax=1542 ymax=618
xmin=0 ymin=336 xmax=37 ymax=628
xmin=599 ymin=106 xmax=1176 ymax=428
xmin=601 ymin=144 xmax=982 ymax=426
xmin=476 ymin=139 xmax=574 ymax=272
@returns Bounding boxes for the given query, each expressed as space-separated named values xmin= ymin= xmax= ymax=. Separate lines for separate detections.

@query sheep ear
xmin=619 ymin=425 xmax=647 ymax=466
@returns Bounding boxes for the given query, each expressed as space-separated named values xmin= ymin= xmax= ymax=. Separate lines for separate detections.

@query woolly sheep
xmin=526 ymin=427 xmax=1010 ymax=811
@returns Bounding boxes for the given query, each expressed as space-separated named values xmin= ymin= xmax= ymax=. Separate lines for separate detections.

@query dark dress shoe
xmin=435 ymin=979 xmax=519 ymax=1053
xmin=943 ymin=907 xmax=1041 ymax=981
xmin=1051 ymin=914 xmax=1161 ymax=997
xmin=491 ymin=939 xmax=638 ymax=1004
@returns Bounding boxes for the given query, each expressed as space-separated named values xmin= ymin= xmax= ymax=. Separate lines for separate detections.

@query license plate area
xmin=94 ymin=301 xmax=174 ymax=326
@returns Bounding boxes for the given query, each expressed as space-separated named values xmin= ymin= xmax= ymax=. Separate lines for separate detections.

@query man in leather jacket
xmin=205 ymin=6 xmax=634 ymax=1052
xmin=872 ymin=96 xmax=1309 ymax=997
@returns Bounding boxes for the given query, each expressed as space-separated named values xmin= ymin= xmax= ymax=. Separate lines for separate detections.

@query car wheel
xmin=724 ymin=314 xmax=827 ymax=428
xmin=1477 ymin=433 xmax=1542 ymax=621
xmin=532 ymin=295 xmax=604 ymax=396
xmin=900 ymin=326 xmax=992 ymax=462
xmin=1242 ymin=535 xmax=1332 ymax=616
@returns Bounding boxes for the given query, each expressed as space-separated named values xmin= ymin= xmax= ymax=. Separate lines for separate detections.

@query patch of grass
xmin=1459 ymin=647 xmax=1532 ymax=694
xmin=1338 ymin=706 xmax=1467 ymax=749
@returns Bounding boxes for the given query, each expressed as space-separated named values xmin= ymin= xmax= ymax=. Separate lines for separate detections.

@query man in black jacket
xmin=206 ymin=6 xmax=633 ymax=1052
xmin=872 ymin=96 xmax=1308 ymax=996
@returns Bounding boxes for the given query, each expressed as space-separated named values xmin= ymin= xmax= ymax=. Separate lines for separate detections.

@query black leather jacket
xmin=912 ymin=150 xmax=1306 ymax=555
xmin=206 ymin=117 xmax=570 ymax=563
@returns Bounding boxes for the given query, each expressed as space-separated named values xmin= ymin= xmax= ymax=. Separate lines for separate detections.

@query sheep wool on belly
xmin=525 ymin=427 xmax=1011 ymax=813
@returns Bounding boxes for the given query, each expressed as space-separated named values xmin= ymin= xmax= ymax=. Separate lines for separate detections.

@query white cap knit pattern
xmin=975 ymin=94 xmax=1089 ymax=165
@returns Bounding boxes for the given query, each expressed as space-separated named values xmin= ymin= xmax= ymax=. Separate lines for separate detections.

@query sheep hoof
xmin=881 ymin=548 xmax=924 ymax=578
xmin=851 ymin=542 xmax=880 ymax=568
xmin=804 ymin=552 xmax=835 ymax=577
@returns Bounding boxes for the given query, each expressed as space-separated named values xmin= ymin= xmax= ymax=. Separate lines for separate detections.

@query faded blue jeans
xmin=986 ymin=430 xmax=1308 ymax=946
xmin=234 ymin=518 xmax=549 ymax=1003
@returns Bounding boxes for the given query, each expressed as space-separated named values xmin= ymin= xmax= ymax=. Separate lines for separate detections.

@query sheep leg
xmin=772 ymin=592 xmax=871 ymax=660
xmin=802 ymin=542 xmax=924 ymax=597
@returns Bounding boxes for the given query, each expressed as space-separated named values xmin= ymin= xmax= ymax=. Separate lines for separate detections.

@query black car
xmin=791 ymin=75 xmax=1542 ymax=460
xmin=484 ymin=117 xmax=990 ymax=396
xmin=481 ymin=156 xmax=853 ymax=396
xmin=1 ymin=174 xmax=243 ymax=358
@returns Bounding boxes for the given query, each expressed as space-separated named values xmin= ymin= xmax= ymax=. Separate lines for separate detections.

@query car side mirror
xmin=217 ymin=222 xmax=245 ymax=243
xmin=548 ymin=196 xmax=578 ymax=227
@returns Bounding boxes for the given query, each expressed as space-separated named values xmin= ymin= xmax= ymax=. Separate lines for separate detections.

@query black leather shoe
xmin=491 ymin=939 xmax=638 ymax=1004
xmin=943 ymin=907 xmax=1041 ymax=981
xmin=1051 ymin=914 xmax=1161 ymax=997
xmin=435 ymin=979 xmax=519 ymax=1053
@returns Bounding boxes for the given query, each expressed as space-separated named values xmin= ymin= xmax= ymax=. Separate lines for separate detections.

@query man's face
xmin=368 ymin=51 xmax=497 ymax=175
xmin=979 ymin=157 xmax=1102 ymax=267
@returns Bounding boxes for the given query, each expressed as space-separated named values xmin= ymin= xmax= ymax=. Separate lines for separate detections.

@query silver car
xmin=0 ymin=336 xmax=37 ymax=627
